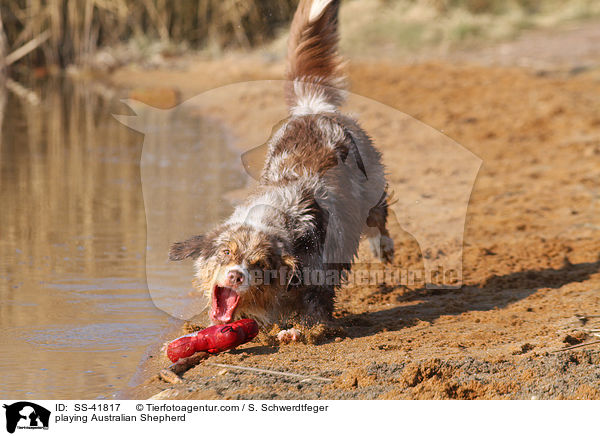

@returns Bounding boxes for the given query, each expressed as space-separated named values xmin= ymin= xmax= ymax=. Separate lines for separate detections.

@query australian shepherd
xmin=169 ymin=0 xmax=394 ymax=341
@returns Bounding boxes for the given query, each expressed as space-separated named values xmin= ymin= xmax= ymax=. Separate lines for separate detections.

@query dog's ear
xmin=169 ymin=235 xmax=207 ymax=261
xmin=343 ymin=128 xmax=367 ymax=179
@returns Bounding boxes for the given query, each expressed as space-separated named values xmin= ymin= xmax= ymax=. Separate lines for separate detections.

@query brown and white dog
xmin=169 ymin=0 xmax=394 ymax=341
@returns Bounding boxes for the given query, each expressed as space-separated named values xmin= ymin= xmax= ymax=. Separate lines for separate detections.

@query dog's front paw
xmin=277 ymin=328 xmax=302 ymax=344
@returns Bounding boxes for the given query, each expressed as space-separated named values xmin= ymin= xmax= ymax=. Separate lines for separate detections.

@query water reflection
xmin=120 ymin=100 xmax=246 ymax=319
xmin=0 ymin=78 xmax=244 ymax=399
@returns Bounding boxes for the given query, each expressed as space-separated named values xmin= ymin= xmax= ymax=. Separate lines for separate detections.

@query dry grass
xmin=337 ymin=0 xmax=600 ymax=54
xmin=260 ymin=0 xmax=600 ymax=59
xmin=0 ymin=0 xmax=297 ymax=67
xmin=1 ymin=0 xmax=600 ymax=68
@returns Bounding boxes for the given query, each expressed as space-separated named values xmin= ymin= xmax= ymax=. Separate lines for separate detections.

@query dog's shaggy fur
xmin=169 ymin=0 xmax=394 ymax=335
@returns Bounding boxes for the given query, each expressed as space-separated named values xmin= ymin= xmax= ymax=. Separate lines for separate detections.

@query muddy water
xmin=0 ymin=79 xmax=245 ymax=399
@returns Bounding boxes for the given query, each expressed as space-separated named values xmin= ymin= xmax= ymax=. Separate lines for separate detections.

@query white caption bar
xmin=0 ymin=400 xmax=596 ymax=435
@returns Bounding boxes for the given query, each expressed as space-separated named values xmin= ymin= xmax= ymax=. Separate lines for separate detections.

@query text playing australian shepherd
xmin=169 ymin=0 xmax=395 ymax=341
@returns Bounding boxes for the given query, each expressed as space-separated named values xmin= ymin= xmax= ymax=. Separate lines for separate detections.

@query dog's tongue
xmin=210 ymin=286 xmax=240 ymax=323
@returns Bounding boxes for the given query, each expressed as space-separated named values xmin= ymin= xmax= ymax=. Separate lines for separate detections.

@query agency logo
xmin=2 ymin=402 xmax=50 ymax=434
xmin=115 ymin=80 xmax=481 ymax=320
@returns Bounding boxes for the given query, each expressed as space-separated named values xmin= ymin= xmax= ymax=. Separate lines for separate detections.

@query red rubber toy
xmin=166 ymin=319 xmax=259 ymax=363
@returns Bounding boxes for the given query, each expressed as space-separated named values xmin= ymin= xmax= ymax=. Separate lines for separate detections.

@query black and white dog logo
xmin=2 ymin=402 xmax=50 ymax=433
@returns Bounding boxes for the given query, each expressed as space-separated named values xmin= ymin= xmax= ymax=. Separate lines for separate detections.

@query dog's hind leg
xmin=365 ymin=196 xmax=395 ymax=264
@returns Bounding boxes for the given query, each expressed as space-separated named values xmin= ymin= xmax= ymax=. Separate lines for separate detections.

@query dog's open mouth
xmin=210 ymin=285 xmax=240 ymax=323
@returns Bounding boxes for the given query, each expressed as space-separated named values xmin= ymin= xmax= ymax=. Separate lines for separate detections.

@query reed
xmin=0 ymin=0 xmax=297 ymax=67
xmin=0 ymin=9 xmax=7 ymax=72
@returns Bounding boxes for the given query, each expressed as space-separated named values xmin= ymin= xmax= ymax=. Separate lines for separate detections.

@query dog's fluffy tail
xmin=285 ymin=0 xmax=345 ymax=115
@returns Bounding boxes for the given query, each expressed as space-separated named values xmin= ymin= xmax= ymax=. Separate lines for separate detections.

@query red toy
xmin=166 ymin=319 xmax=259 ymax=363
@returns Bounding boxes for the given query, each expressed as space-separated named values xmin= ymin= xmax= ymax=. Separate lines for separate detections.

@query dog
xmin=169 ymin=0 xmax=394 ymax=341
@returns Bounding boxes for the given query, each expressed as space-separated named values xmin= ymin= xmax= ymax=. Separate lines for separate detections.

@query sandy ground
xmin=107 ymin=23 xmax=600 ymax=400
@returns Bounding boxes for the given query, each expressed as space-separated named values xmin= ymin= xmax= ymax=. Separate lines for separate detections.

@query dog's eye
xmin=222 ymin=249 xmax=231 ymax=256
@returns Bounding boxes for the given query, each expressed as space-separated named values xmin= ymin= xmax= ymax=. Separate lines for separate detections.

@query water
xmin=0 ymin=78 xmax=246 ymax=399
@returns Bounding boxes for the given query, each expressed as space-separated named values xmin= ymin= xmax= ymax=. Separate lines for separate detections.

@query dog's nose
xmin=226 ymin=270 xmax=245 ymax=287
